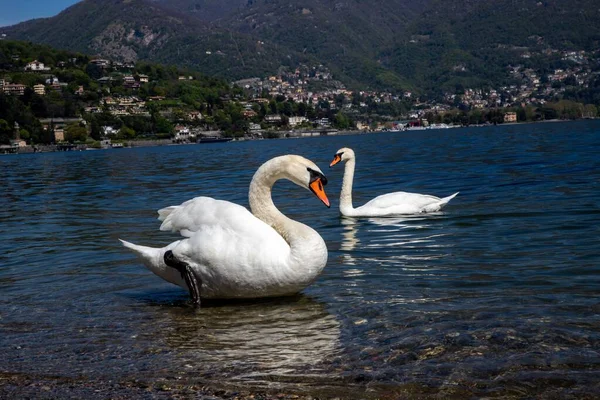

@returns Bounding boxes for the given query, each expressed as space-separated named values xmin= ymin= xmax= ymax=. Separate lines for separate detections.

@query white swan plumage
xmin=330 ymin=147 xmax=458 ymax=217
xmin=120 ymin=155 xmax=330 ymax=303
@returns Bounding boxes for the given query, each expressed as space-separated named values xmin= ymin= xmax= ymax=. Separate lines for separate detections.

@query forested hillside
xmin=0 ymin=40 xmax=246 ymax=144
xmin=3 ymin=0 xmax=312 ymax=80
xmin=2 ymin=0 xmax=600 ymax=97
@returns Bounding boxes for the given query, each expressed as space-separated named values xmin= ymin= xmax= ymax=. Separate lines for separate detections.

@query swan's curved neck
xmin=246 ymin=156 xmax=327 ymax=288
xmin=340 ymin=158 xmax=356 ymax=213
xmin=248 ymin=159 xmax=323 ymax=255
xmin=248 ymin=161 xmax=292 ymax=231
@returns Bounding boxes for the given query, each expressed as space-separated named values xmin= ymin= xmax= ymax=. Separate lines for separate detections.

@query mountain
xmin=3 ymin=0 xmax=600 ymax=94
xmin=209 ymin=0 xmax=431 ymax=88
xmin=149 ymin=0 xmax=250 ymax=22
xmin=384 ymin=0 xmax=600 ymax=93
xmin=2 ymin=0 xmax=311 ymax=80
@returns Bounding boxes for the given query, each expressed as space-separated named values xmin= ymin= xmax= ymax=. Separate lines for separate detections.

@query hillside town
xmin=1 ymin=42 xmax=599 ymax=153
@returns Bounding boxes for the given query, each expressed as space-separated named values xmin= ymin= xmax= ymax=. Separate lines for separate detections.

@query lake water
xmin=1 ymin=120 xmax=600 ymax=398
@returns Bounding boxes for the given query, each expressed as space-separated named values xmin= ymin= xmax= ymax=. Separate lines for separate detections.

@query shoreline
xmin=1 ymin=118 xmax=596 ymax=155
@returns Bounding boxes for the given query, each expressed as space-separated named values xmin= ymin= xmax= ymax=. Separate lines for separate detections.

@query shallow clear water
xmin=1 ymin=120 xmax=600 ymax=397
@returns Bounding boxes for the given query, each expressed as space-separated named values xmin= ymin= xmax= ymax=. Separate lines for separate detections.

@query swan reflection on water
xmin=336 ymin=214 xmax=456 ymax=308
xmin=153 ymin=296 xmax=341 ymax=380
xmin=339 ymin=214 xmax=453 ymax=269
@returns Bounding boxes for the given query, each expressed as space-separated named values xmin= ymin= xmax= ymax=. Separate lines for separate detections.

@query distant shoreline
xmin=1 ymin=118 xmax=596 ymax=155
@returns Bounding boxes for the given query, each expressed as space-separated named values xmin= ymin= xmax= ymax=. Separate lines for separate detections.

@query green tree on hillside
xmin=0 ymin=119 xmax=12 ymax=144
xmin=65 ymin=123 xmax=88 ymax=142
xmin=334 ymin=112 xmax=352 ymax=129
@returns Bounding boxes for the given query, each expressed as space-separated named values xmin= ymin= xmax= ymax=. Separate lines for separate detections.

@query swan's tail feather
xmin=439 ymin=191 xmax=459 ymax=207
xmin=119 ymin=239 xmax=164 ymax=269
xmin=423 ymin=192 xmax=459 ymax=213
xmin=120 ymin=239 xmax=184 ymax=287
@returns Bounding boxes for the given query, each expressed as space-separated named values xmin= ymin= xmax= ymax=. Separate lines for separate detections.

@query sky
xmin=0 ymin=0 xmax=80 ymax=27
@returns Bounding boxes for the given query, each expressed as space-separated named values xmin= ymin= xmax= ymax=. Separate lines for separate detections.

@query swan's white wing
xmin=176 ymin=220 xmax=291 ymax=283
xmin=357 ymin=191 xmax=443 ymax=215
xmin=159 ymin=196 xmax=296 ymax=298
xmin=172 ymin=214 xmax=301 ymax=298
xmin=363 ymin=191 xmax=440 ymax=208
xmin=158 ymin=196 xmax=256 ymax=237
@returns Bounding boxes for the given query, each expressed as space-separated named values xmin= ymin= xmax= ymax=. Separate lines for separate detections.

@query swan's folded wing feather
xmin=362 ymin=191 xmax=441 ymax=210
xmin=179 ymin=220 xmax=290 ymax=271
xmin=171 ymin=210 xmax=292 ymax=297
xmin=158 ymin=196 xmax=253 ymax=237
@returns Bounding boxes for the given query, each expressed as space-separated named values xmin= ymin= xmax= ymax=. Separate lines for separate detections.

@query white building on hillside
xmin=24 ymin=60 xmax=50 ymax=71
xmin=288 ymin=116 xmax=308 ymax=127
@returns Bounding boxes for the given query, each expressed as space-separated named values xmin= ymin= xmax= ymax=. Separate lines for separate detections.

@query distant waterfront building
xmin=39 ymin=118 xmax=83 ymax=142
xmin=10 ymin=122 xmax=27 ymax=147
xmin=90 ymin=59 xmax=110 ymax=67
xmin=53 ymin=126 xmax=65 ymax=142
xmin=103 ymin=96 xmax=117 ymax=106
xmin=123 ymin=75 xmax=140 ymax=89
xmin=316 ymin=117 xmax=331 ymax=127
xmin=356 ymin=121 xmax=369 ymax=131
xmin=33 ymin=84 xmax=46 ymax=96
xmin=49 ymin=82 xmax=64 ymax=92
xmin=3 ymin=83 xmax=25 ymax=96
xmin=264 ymin=114 xmax=282 ymax=124
xmin=102 ymin=126 xmax=118 ymax=136
xmin=24 ymin=60 xmax=50 ymax=71
xmin=504 ymin=112 xmax=517 ymax=123
xmin=84 ymin=106 xmax=101 ymax=113
xmin=174 ymin=125 xmax=194 ymax=142
xmin=242 ymin=109 xmax=257 ymax=118
xmin=188 ymin=111 xmax=202 ymax=121
xmin=288 ymin=116 xmax=308 ymax=127
xmin=249 ymin=123 xmax=262 ymax=132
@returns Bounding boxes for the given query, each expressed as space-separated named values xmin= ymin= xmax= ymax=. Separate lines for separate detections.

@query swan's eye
xmin=307 ymin=167 xmax=327 ymax=185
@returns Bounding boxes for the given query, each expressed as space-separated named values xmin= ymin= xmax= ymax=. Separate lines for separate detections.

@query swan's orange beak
xmin=330 ymin=154 xmax=342 ymax=167
xmin=309 ymin=178 xmax=330 ymax=208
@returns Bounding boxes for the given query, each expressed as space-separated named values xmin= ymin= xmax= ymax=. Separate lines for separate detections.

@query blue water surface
xmin=1 ymin=120 xmax=599 ymax=397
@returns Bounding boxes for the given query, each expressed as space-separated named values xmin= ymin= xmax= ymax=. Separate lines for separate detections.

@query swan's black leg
xmin=164 ymin=250 xmax=202 ymax=308
xmin=183 ymin=265 xmax=201 ymax=307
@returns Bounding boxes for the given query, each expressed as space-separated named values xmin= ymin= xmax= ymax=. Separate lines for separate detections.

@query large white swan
xmin=330 ymin=147 xmax=458 ymax=217
xmin=120 ymin=155 xmax=330 ymax=307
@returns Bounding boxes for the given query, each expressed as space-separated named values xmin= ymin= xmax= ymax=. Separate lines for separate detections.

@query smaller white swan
xmin=120 ymin=155 xmax=330 ymax=307
xmin=330 ymin=147 xmax=458 ymax=217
